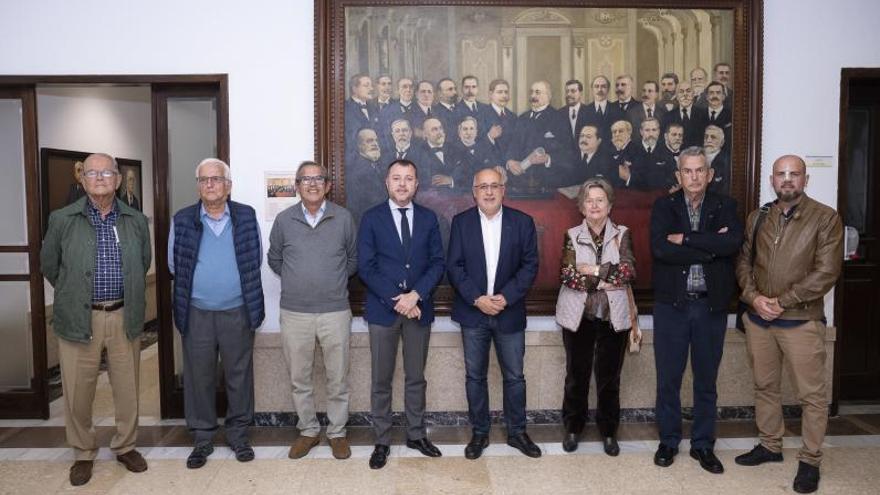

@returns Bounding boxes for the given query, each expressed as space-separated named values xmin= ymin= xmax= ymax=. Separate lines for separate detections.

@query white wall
xmin=2 ymin=0 xmax=879 ymax=329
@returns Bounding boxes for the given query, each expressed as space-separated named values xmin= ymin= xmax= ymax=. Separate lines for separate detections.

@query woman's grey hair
xmin=195 ymin=158 xmax=231 ymax=179
xmin=296 ymin=161 xmax=330 ymax=180
xmin=576 ymin=177 xmax=615 ymax=209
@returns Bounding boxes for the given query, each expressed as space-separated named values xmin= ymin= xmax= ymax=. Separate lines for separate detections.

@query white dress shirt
xmin=302 ymin=200 xmax=326 ymax=228
xmin=479 ymin=207 xmax=503 ymax=296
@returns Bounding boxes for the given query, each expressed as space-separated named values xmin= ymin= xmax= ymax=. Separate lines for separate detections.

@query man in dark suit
xmin=581 ymin=75 xmax=626 ymax=143
xmin=374 ymin=75 xmax=394 ymax=112
xmin=612 ymin=74 xmax=637 ymax=113
xmin=690 ymin=67 xmax=709 ymax=108
xmin=409 ymin=80 xmax=435 ymax=138
xmin=420 ymin=117 xmax=468 ymax=192
xmin=703 ymin=82 xmax=732 ymax=146
xmin=650 ymin=146 xmax=743 ymax=474
xmin=455 ymin=75 xmax=490 ymax=140
xmin=451 ymin=116 xmax=502 ymax=176
xmin=704 ymin=125 xmax=731 ymax=195
xmin=357 ymin=159 xmax=446 ymax=469
xmin=433 ymin=78 xmax=460 ymax=134
xmin=480 ymin=79 xmax=518 ymax=162
xmin=560 ymin=79 xmax=588 ymax=144
xmin=346 ymin=128 xmax=386 ymax=223
xmin=383 ymin=118 xmax=425 ymax=165
xmin=377 ymin=77 xmax=415 ymax=150
xmin=661 ymin=82 xmax=707 ymax=148
xmin=609 ymin=119 xmax=638 ymax=189
xmin=506 ymin=80 xmax=573 ymax=193
xmin=656 ymin=123 xmax=685 ymax=193
xmin=344 ymin=74 xmax=379 ymax=156
xmin=659 ymin=72 xmax=679 ymax=113
xmin=447 ymin=167 xmax=540 ymax=460
xmin=562 ymin=125 xmax=616 ymax=188
xmin=630 ymin=117 xmax=672 ymax=191
xmin=627 ymin=80 xmax=667 ymax=130
xmin=117 ymin=169 xmax=141 ymax=211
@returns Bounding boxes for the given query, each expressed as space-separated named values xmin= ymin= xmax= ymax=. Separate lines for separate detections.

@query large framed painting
xmin=315 ymin=0 xmax=764 ymax=313
xmin=40 ymin=148 xmax=143 ymax=235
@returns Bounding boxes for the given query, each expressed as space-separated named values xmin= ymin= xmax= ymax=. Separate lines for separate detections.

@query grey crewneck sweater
xmin=267 ymin=201 xmax=357 ymax=313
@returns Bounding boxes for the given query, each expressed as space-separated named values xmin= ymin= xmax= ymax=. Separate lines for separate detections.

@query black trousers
xmin=562 ymin=317 xmax=629 ymax=437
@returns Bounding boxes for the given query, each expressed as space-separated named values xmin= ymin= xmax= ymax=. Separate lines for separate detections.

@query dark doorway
xmin=835 ymin=69 xmax=880 ymax=404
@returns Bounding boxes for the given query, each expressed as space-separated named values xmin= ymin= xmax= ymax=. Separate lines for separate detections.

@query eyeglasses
xmin=296 ymin=176 xmax=327 ymax=185
xmin=473 ymin=183 xmax=504 ymax=193
xmin=83 ymin=170 xmax=119 ymax=179
xmin=196 ymin=176 xmax=229 ymax=185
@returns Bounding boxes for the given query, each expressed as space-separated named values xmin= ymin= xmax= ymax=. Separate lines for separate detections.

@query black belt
xmin=92 ymin=300 xmax=124 ymax=311
xmin=684 ymin=292 xmax=708 ymax=300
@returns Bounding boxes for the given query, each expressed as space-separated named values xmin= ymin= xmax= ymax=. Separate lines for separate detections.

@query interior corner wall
xmin=3 ymin=0 xmax=880 ymax=329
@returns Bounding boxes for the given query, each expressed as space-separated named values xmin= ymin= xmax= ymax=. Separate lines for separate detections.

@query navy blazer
xmin=650 ymin=189 xmax=743 ymax=311
xmin=357 ymin=201 xmax=445 ymax=327
xmin=447 ymin=206 xmax=538 ymax=332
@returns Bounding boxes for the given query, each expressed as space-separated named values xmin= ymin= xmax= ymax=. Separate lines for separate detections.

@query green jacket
xmin=41 ymin=196 xmax=151 ymax=343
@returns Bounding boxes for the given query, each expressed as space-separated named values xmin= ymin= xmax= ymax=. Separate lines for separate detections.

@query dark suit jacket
xmin=357 ymin=201 xmax=445 ymax=327
xmin=654 ymin=143 xmax=682 ymax=191
xmin=344 ymin=98 xmax=380 ymax=154
xmin=432 ymin=103 xmax=459 ymax=136
xmin=451 ymin=140 xmax=502 ymax=175
xmin=581 ymin=101 xmax=627 ymax=143
xmin=419 ymin=141 xmax=469 ymax=192
xmin=447 ymin=206 xmax=538 ymax=332
xmin=562 ymin=148 xmax=616 ymax=188
xmin=507 ymin=107 xmax=574 ymax=189
xmin=650 ymin=189 xmax=743 ymax=312
xmin=661 ymin=106 xmax=709 ymax=149
xmin=626 ymin=103 xmax=667 ymax=130
xmin=408 ymin=105 xmax=433 ymax=135
xmin=612 ymin=98 xmax=637 ymax=114
xmin=376 ymin=99 xmax=414 ymax=151
xmin=707 ymin=149 xmax=731 ymax=196
xmin=454 ymin=101 xmax=490 ymax=139
xmin=630 ymin=142 xmax=676 ymax=191
xmin=479 ymin=104 xmax=518 ymax=160
xmin=346 ymin=153 xmax=388 ymax=223
xmin=609 ymin=141 xmax=638 ymax=189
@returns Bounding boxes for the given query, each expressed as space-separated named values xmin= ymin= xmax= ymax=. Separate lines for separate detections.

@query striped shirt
xmin=685 ymin=194 xmax=708 ymax=293
xmin=87 ymin=200 xmax=124 ymax=302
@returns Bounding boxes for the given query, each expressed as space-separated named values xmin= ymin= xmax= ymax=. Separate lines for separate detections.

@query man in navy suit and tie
xmin=455 ymin=75 xmax=490 ymax=139
xmin=447 ymin=168 xmax=540 ymax=460
xmin=357 ymin=159 xmax=445 ymax=469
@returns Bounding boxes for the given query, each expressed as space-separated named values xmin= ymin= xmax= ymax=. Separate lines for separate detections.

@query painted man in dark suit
xmin=661 ymin=82 xmax=707 ymax=149
xmin=344 ymin=74 xmax=378 ymax=156
xmin=452 ymin=116 xmax=501 ymax=176
xmin=455 ymin=75 xmax=490 ymax=140
xmin=612 ymin=74 xmax=637 ymax=114
xmin=433 ymin=78 xmax=460 ymax=135
xmin=704 ymin=125 xmax=731 ymax=195
xmin=656 ymin=123 xmax=685 ymax=193
xmin=650 ymin=146 xmax=743 ymax=474
xmin=377 ymin=77 xmax=415 ymax=151
xmin=581 ymin=75 xmax=625 ymax=144
xmin=690 ymin=67 xmax=709 ymax=107
xmin=506 ymin=80 xmax=573 ymax=194
xmin=713 ymin=63 xmax=734 ymax=102
xmin=346 ymin=128 xmax=386 ymax=222
xmin=480 ymin=79 xmax=518 ymax=163
xmin=409 ymin=80 xmax=435 ymax=139
xmin=562 ymin=125 xmax=616 ymax=188
xmin=659 ymin=72 xmax=679 ymax=113
xmin=630 ymin=117 xmax=672 ymax=190
xmin=357 ymin=159 xmax=446 ymax=469
xmin=374 ymin=75 xmax=393 ymax=112
xmin=628 ymin=80 xmax=667 ymax=131
xmin=560 ymin=79 xmax=587 ymax=146
xmin=420 ymin=117 xmax=468 ymax=192
xmin=609 ymin=119 xmax=638 ymax=189
xmin=703 ymin=81 xmax=732 ymax=147
xmin=447 ymin=167 xmax=540 ymax=460
xmin=384 ymin=118 xmax=425 ymax=165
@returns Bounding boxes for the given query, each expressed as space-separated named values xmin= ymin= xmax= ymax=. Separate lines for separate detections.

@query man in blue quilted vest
xmin=168 ymin=158 xmax=265 ymax=469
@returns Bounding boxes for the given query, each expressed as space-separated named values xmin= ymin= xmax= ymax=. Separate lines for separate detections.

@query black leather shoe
xmin=186 ymin=444 xmax=214 ymax=469
xmin=690 ymin=448 xmax=724 ymax=474
xmin=653 ymin=444 xmax=678 ymax=467
xmin=561 ymin=432 xmax=579 ymax=453
xmin=507 ymin=432 xmax=542 ymax=458
xmin=369 ymin=444 xmax=390 ymax=469
xmin=603 ymin=436 xmax=620 ymax=457
xmin=406 ymin=437 xmax=442 ymax=457
xmin=734 ymin=444 xmax=783 ymax=466
xmin=793 ymin=461 xmax=820 ymax=493
xmin=464 ymin=434 xmax=489 ymax=460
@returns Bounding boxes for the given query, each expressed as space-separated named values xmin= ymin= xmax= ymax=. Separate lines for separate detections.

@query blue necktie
xmin=399 ymin=208 xmax=411 ymax=256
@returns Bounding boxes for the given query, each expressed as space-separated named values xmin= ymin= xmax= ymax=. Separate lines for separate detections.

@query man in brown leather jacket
xmin=734 ymin=155 xmax=843 ymax=494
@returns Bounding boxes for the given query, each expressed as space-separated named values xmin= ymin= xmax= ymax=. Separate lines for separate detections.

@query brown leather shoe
xmin=288 ymin=435 xmax=320 ymax=459
xmin=116 ymin=449 xmax=148 ymax=472
xmin=69 ymin=460 xmax=94 ymax=486
xmin=329 ymin=437 xmax=351 ymax=460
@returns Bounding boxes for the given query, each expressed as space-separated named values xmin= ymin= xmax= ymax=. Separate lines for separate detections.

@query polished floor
xmin=2 ymin=345 xmax=880 ymax=494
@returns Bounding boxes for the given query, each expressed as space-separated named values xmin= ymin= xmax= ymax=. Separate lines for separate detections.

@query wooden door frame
xmin=0 ymin=74 xmax=229 ymax=419
xmin=834 ymin=68 xmax=880 ymax=413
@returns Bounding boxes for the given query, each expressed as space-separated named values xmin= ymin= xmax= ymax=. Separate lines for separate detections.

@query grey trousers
xmin=183 ymin=305 xmax=254 ymax=447
xmin=368 ymin=315 xmax=431 ymax=445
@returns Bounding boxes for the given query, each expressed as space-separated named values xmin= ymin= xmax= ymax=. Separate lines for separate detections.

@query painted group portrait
xmin=331 ymin=3 xmax=748 ymax=307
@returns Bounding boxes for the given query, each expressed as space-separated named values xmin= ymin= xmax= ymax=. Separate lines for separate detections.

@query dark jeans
xmin=562 ymin=317 xmax=629 ymax=437
xmin=461 ymin=317 xmax=526 ymax=437
xmin=653 ymin=299 xmax=727 ymax=450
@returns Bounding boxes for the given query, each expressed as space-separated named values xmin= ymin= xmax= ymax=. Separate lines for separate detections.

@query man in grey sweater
xmin=268 ymin=161 xmax=358 ymax=460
